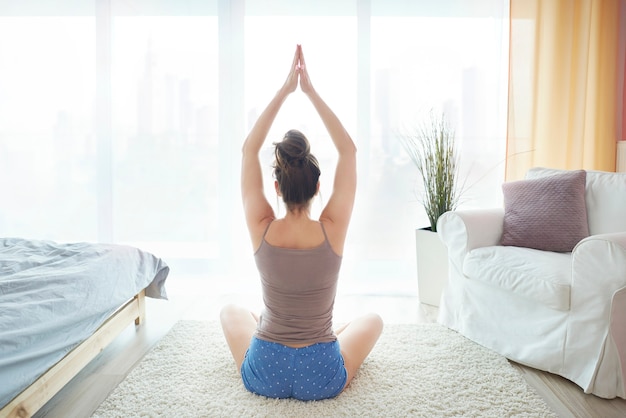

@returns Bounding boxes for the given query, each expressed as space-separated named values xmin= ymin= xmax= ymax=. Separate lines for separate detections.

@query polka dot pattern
xmin=241 ymin=337 xmax=347 ymax=401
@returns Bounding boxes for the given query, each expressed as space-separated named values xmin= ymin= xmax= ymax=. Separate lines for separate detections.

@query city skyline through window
xmin=0 ymin=1 xmax=509 ymax=294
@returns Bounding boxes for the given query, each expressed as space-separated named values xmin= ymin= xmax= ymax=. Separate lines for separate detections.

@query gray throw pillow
xmin=501 ymin=170 xmax=589 ymax=252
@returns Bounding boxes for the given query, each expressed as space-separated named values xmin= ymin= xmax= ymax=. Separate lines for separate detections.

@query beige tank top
xmin=253 ymin=221 xmax=342 ymax=344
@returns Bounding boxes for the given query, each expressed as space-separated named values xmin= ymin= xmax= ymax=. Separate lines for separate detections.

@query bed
xmin=0 ymin=237 xmax=169 ymax=417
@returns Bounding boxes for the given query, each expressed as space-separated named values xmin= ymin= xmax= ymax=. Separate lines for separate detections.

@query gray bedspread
xmin=0 ymin=237 xmax=169 ymax=408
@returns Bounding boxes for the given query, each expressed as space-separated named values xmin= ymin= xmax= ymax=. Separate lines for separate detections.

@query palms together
xmin=282 ymin=45 xmax=314 ymax=96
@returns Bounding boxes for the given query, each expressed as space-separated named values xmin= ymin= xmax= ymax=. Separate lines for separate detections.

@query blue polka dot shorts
xmin=240 ymin=336 xmax=348 ymax=401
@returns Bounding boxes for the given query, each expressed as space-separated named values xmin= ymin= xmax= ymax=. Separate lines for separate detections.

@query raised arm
xmin=241 ymin=46 xmax=299 ymax=248
xmin=298 ymin=46 xmax=357 ymax=249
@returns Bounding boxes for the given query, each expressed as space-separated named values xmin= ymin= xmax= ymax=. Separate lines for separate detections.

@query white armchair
xmin=437 ymin=167 xmax=626 ymax=399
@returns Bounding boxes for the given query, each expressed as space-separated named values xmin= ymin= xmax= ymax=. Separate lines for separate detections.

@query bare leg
xmin=336 ymin=312 xmax=384 ymax=388
xmin=219 ymin=304 xmax=258 ymax=371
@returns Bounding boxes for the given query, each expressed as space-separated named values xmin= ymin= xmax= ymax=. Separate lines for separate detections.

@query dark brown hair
xmin=273 ymin=129 xmax=321 ymax=212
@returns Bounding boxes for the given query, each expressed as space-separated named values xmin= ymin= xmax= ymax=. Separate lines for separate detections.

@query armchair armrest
xmin=574 ymin=231 xmax=626 ymax=253
xmin=572 ymin=232 xmax=626 ymax=292
xmin=567 ymin=232 xmax=626 ymax=393
xmin=437 ymin=209 xmax=504 ymax=268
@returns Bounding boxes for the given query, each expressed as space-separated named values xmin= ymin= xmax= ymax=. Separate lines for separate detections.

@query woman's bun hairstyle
xmin=273 ymin=129 xmax=321 ymax=211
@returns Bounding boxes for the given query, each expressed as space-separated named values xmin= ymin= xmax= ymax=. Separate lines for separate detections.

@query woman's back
xmin=262 ymin=218 xmax=325 ymax=249
xmin=254 ymin=217 xmax=344 ymax=254
xmin=254 ymin=221 xmax=341 ymax=345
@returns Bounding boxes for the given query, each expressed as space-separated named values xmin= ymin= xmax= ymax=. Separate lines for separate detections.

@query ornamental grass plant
xmin=399 ymin=111 xmax=461 ymax=232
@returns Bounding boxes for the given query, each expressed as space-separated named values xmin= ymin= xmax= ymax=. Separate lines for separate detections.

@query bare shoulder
xmin=320 ymin=219 xmax=348 ymax=256
xmin=248 ymin=217 xmax=274 ymax=251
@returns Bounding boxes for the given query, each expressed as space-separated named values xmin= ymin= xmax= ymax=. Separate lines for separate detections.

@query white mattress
xmin=0 ymin=237 xmax=169 ymax=408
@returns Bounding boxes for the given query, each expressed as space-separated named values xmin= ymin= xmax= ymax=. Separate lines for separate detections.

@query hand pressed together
xmin=280 ymin=44 xmax=315 ymax=97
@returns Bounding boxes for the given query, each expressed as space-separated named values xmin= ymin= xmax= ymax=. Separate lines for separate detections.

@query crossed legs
xmin=219 ymin=304 xmax=384 ymax=390
xmin=220 ymin=304 xmax=258 ymax=371
xmin=335 ymin=313 xmax=384 ymax=387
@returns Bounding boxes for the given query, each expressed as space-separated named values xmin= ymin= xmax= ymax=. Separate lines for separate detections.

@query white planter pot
xmin=415 ymin=228 xmax=449 ymax=307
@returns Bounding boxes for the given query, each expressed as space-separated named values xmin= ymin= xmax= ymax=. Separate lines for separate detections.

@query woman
xmin=220 ymin=44 xmax=383 ymax=401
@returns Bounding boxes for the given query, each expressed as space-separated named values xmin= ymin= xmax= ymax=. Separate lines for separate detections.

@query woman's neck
xmin=283 ymin=207 xmax=312 ymax=222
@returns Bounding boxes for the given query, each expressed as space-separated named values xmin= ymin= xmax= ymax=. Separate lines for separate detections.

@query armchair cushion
xmin=501 ymin=169 xmax=588 ymax=252
xmin=464 ymin=246 xmax=571 ymax=311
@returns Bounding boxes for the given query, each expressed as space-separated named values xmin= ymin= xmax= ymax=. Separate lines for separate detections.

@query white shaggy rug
xmin=93 ymin=321 xmax=556 ymax=417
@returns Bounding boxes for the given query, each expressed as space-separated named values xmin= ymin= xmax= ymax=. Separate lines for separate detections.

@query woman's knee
xmin=220 ymin=304 xmax=258 ymax=332
xmin=219 ymin=304 xmax=237 ymax=323
xmin=359 ymin=312 xmax=384 ymax=336
xmin=219 ymin=304 xmax=249 ymax=328
xmin=366 ymin=312 xmax=383 ymax=329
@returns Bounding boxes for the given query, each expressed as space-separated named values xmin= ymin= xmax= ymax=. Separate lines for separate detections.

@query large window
xmin=0 ymin=15 xmax=97 ymax=241
xmin=0 ymin=0 xmax=509 ymax=295
xmin=360 ymin=4 xmax=509 ymax=292
xmin=111 ymin=16 xmax=219 ymax=257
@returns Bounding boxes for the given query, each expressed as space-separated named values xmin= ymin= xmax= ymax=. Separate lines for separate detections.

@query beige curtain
xmin=506 ymin=0 xmax=623 ymax=180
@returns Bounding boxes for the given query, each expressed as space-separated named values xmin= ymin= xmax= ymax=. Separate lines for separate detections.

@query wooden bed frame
xmin=0 ymin=289 xmax=146 ymax=418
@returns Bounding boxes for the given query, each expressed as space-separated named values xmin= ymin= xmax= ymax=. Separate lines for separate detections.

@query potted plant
xmin=399 ymin=110 xmax=461 ymax=306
